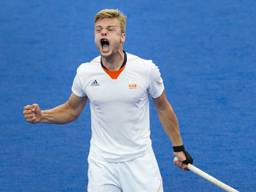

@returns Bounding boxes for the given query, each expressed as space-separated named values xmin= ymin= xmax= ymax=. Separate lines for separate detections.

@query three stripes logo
xmin=90 ymin=80 xmax=100 ymax=86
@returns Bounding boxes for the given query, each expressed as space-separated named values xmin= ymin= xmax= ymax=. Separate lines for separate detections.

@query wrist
xmin=173 ymin=145 xmax=185 ymax=152
xmin=40 ymin=110 xmax=48 ymax=123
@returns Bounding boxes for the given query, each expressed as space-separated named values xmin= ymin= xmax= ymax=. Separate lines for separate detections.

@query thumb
xmin=32 ymin=104 xmax=40 ymax=113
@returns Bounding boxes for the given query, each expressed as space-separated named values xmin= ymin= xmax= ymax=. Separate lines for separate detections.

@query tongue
xmin=102 ymin=44 xmax=110 ymax=52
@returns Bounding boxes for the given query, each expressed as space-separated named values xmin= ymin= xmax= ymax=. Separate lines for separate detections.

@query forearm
xmin=41 ymin=102 xmax=78 ymax=124
xmin=157 ymin=103 xmax=183 ymax=146
xmin=154 ymin=92 xmax=193 ymax=167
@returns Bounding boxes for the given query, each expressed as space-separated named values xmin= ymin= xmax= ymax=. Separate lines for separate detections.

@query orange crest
xmin=128 ymin=83 xmax=137 ymax=89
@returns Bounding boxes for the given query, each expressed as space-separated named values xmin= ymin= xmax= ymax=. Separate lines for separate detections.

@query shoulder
xmin=76 ymin=56 xmax=101 ymax=75
xmin=126 ymin=52 xmax=158 ymax=72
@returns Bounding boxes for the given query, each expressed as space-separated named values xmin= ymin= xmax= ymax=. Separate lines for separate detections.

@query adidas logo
xmin=90 ymin=80 xmax=100 ymax=86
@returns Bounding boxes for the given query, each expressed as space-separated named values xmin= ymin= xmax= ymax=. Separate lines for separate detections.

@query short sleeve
xmin=148 ymin=63 xmax=165 ymax=98
xmin=71 ymin=71 xmax=86 ymax=97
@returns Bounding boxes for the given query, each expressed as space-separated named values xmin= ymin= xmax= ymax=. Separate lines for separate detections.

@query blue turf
xmin=1 ymin=0 xmax=256 ymax=191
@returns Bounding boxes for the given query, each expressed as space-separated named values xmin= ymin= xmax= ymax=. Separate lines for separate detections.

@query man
xmin=23 ymin=9 xmax=193 ymax=192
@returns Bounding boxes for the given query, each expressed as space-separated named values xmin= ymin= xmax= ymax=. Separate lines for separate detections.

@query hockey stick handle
xmin=187 ymin=163 xmax=239 ymax=192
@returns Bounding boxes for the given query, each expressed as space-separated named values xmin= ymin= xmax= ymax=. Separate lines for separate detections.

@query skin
xmin=23 ymin=17 xmax=188 ymax=170
xmin=94 ymin=18 xmax=126 ymax=71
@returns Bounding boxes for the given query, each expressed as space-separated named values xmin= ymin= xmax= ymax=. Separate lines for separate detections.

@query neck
xmin=101 ymin=50 xmax=125 ymax=71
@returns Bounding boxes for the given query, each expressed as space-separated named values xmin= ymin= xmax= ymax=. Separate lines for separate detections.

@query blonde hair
xmin=94 ymin=9 xmax=126 ymax=33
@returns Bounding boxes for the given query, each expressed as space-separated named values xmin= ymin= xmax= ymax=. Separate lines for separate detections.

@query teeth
xmin=101 ymin=39 xmax=109 ymax=45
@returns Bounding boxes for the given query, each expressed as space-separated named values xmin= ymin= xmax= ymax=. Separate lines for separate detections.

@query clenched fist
xmin=23 ymin=104 xmax=42 ymax=123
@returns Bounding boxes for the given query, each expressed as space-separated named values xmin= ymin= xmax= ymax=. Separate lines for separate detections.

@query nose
xmin=101 ymin=29 xmax=108 ymax=36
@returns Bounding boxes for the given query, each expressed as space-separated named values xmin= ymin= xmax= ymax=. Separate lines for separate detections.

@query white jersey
xmin=72 ymin=52 xmax=164 ymax=162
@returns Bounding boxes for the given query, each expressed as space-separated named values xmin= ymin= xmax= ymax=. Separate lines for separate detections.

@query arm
xmin=23 ymin=93 xmax=87 ymax=124
xmin=153 ymin=91 xmax=192 ymax=169
xmin=153 ymin=91 xmax=183 ymax=146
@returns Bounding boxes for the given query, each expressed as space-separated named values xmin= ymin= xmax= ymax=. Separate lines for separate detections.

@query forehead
xmin=95 ymin=18 xmax=120 ymax=27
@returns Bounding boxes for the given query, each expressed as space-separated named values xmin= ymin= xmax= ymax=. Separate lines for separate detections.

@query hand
xmin=173 ymin=151 xmax=189 ymax=170
xmin=173 ymin=146 xmax=193 ymax=171
xmin=23 ymin=104 xmax=42 ymax=123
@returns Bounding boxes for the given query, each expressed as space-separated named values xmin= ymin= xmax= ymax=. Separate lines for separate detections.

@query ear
xmin=121 ymin=32 xmax=126 ymax=43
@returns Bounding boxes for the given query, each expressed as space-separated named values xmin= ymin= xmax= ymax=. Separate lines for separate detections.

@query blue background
xmin=1 ymin=0 xmax=255 ymax=191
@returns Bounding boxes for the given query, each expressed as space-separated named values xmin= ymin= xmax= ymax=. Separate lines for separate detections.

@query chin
xmin=100 ymin=50 xmax=113 ymax=57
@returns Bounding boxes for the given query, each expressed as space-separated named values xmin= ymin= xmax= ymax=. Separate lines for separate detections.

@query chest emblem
xmin=128 ymin=82 xmax=137 ymax=89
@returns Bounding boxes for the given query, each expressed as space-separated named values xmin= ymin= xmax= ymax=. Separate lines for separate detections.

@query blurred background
xmin=1 ymin=0 xmax=255 ymax=191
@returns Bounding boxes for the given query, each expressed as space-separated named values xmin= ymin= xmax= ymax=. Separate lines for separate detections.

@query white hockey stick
xmin=174 ymin=158 xmax=239 ymax=192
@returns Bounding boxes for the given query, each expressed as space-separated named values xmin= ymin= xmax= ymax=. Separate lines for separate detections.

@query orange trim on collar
xmin=103 ymin=65 xmax=125 ymax=79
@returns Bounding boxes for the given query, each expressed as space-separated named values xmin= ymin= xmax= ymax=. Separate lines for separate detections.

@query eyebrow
xmin=95 ymin=25 xmax=119 ymax=28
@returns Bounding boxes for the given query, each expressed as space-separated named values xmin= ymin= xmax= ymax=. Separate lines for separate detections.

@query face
xmin=94 ymin=18 xmax=126 ymax=57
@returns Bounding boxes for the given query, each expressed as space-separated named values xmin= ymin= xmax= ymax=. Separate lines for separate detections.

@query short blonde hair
xmin=94 ymin=9 xmax=126 ymax=33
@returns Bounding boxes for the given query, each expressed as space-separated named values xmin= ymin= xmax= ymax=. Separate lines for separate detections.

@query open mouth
xmin=100 ymin=38 xmax=110 ymax=52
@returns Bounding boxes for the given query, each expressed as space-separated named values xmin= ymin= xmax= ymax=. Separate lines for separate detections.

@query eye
xmin=107 ymin=26 xmax=115 ymax=32
xmin=95 ymin=27 xmax=102 ymax=33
